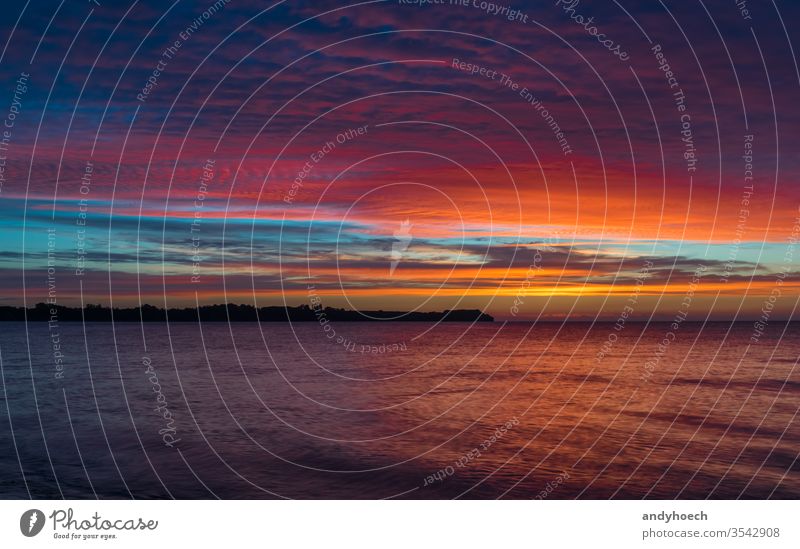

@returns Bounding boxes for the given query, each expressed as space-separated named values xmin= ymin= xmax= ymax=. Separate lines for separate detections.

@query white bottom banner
xmin=1 ymin=500 xmax=797 ymax=548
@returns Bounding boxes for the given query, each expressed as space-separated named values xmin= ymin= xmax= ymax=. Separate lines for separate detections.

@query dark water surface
xmin=1 ymin=321 xmax=798 ymax=499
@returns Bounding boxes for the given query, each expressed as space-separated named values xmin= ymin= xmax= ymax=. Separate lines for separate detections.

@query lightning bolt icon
xmin=28 ymin=510 xmax=38 ymax=533
xmin=390 ymin=219 xmax=413 ymax=276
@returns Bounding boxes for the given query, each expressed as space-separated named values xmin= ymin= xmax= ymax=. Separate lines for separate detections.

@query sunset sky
xmin=0 ymin=0 xmax=798 ymax=320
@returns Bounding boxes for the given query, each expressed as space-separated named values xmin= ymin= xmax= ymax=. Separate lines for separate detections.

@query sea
xmin=0 ymin=321 xmax=798 ymax=499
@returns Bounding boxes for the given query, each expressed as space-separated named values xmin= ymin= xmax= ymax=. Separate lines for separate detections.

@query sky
xmin=0 ymin=0 xmax=799 ymax=320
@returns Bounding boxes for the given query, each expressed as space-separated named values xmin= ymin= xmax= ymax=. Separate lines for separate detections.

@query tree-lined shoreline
xmin=0 ymin=303 xmax=494 ymax=323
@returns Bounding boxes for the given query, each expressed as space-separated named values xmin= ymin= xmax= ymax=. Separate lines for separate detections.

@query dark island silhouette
xmin=0 ymin=303 xmax=494 ymax=323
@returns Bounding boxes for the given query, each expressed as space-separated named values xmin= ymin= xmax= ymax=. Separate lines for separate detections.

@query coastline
xmin=0 ymin=303 xmax=494 ymax=323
